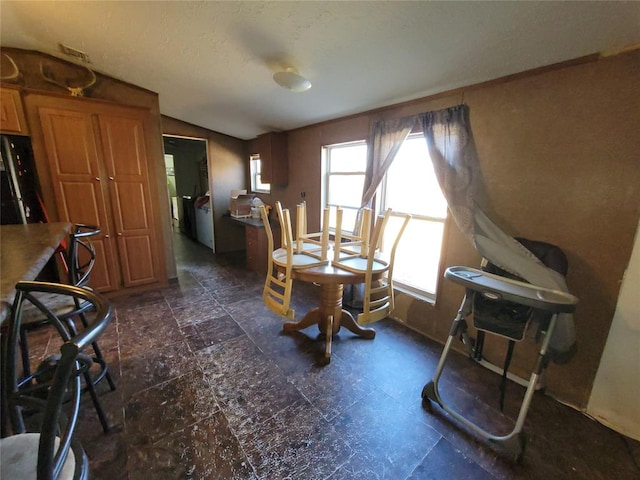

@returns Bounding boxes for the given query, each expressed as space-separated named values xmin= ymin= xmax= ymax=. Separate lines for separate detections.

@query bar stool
xmin=1 ymin=281 xmax=112 ymax=480
xmin=17 ymin=224 xmax=116 ymax=432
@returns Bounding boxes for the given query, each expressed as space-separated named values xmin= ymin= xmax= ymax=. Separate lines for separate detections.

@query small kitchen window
xmin=250 ymin=154 xmax=270 ymax=193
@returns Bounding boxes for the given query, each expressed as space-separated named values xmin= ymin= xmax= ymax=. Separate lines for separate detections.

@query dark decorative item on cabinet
xmin=39 ymin=61 xmax=97 ymax=97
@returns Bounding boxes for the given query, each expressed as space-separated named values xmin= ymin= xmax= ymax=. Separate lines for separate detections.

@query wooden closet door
xmin=37 ymin=106 xmax=120 ymax=292
xmin=97 ymin=112 xmax=159 ymax=287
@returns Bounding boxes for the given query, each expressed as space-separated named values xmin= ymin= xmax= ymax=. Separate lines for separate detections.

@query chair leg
xmin=82 ymin=370 xmax=111 ymax=433
xmin=90 ymin=340 xmax=117 ymax=392
xmin=66 ymin=313 xmax=116 ymax=432
xmin=18 ymin=327 xmax=32 ymax=382
xmin=76 ymin=312 xmax=117 ymax=392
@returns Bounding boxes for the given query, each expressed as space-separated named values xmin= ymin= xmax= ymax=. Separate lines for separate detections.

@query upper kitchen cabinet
xmin=255 ymin=132 xmax=288 ymax=186
xmin=0 ymin=87 xmax=29 ymax=135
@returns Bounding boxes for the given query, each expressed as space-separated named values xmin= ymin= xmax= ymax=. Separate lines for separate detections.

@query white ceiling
xmin=1 ymin=1 xmax=638 ymax=140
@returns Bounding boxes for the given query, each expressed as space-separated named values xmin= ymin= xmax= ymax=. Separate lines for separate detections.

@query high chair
xmin=421 ymin=240 xmax=578 ymax=462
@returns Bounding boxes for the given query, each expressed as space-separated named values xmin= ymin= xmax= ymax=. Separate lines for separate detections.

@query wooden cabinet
xmin=255 ymin=132 xmax=288 ymax=186
xmin=0 ymin=87 xmax=29 ymax=135
xmin=25 ymin=94 xmax=164 ymax=292
xmin=229 ymin=217 xmax=280 ymax=273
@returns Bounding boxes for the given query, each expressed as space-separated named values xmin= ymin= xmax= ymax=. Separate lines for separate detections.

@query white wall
xmin=587 ymin=219 xmax=640 ymax=440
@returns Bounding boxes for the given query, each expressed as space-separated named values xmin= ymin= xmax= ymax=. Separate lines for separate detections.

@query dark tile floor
xmin=36 ymin=232 xmax=640 ymax=479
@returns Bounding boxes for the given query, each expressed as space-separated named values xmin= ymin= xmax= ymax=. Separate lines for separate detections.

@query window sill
xmin=394 ymin=283 xmax=436 ymax=305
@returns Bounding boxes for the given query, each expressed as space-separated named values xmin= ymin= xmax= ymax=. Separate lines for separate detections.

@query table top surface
xmin=0 ymin=222 xmax=72 ymax=322
xmin=273 ymin=248 xmax=383 ymax=286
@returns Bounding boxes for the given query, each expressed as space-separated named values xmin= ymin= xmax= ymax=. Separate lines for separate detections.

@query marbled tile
xmin=118 ymin=322 xmax=184 ymax=359
xmin=208 ymin=284 xmax=264 ymax=306
xmin=240 ymin=398 xmax=352 ymax=479
xmin=78 ymin=420 xmax=128 ymax=480
xmin=332 ymin=388 xmax=441 ymax=480
xmin=209 ymin=358 xmax=306 ymax=439
xmin=163 ymin=286 xmax=212 ymax=309
xmin=181 ymin=314 xmax=245 ymax=351
xmin=408 ymin=437 xmax=495 ymax=479
xmin=112 ymin=290 xmax=166 ymax=311
xmin=410 ymin=398 xmax=515 ymax=480
xmin=199 ymin=270 xmax=244 ymax=291
xmin=329 ymin=450 xmax=406 ymax=480
xmin=119 ymin=340 xmax=197 ymax=400
xmin=124 ymin=370 xmax=217 ymax=445
xmin=186 ymin=265 xmax=224 ymax=281
xmin=223 ymin=298 xmax=324 ymax=369
xmin=170 ymin=298 xmax=227 ymax=328
xmin=287 ymin=355 xmax=375 ymax=422
xmin=341 ymin=340 xmax=444 ymax=410
xmin=115 ymin=300 xmax=172 ymax=325
xmin=127 ymin=412 xmax=257 ymax=480
xmin=222 ymin=297 xmax=269 ymax=324
xmin=194 ymin=335 xmax=267 ymax=380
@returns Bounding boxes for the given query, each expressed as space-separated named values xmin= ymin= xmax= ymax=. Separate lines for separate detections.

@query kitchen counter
xmin=226 ymin=215 xmax=280 ymax=273
xmin=0 ymin=222 xmax=72 ymax=323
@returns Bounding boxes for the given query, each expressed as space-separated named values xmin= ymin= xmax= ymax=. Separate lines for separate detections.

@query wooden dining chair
xmin=260 ymin=203 xmax=329 ymax=320
xmin=294 ymin=201 xmax=330 ymax=261
xmin=1 ymin=281 xmax=112 ymax=480
xmin=333 ymin=209 xmax=411 ymax=325
xmin=334 ymin=206 xmax=373 ymax=257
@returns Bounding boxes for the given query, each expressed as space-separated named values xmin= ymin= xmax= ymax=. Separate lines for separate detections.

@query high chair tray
xmin=445 ymin=266 xmax=578 ymax=313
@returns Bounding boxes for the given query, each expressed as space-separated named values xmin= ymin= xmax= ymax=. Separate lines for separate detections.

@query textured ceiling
xmin=1 ymin=1 xmax=638 ymax=140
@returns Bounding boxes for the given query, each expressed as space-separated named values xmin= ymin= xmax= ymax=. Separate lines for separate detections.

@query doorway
xmin=163 ymin=135 xmax=214 ymax=251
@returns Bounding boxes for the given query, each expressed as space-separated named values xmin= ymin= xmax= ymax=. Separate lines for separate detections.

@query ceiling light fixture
xmin=273 ymin=67 xmax=312 ymax=93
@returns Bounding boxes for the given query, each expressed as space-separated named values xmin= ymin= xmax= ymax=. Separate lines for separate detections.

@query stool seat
xmin=0 ymin=433 xmax=78 ymax=480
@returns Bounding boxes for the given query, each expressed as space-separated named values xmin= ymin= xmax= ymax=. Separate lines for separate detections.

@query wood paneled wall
xmin=279 ymin=50 xmax=640 ymax=408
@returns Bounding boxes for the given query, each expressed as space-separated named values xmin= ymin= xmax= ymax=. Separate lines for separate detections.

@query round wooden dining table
xmin=283 ymin=262 xmax=384 ymax=364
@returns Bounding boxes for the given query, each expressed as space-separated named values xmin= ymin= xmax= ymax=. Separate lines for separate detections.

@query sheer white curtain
xmin=361 ymin=105 xmax=576 ymax=360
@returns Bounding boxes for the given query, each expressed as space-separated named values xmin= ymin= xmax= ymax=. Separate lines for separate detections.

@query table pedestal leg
xmin=282 ymin=283 xmax=376 ymax=362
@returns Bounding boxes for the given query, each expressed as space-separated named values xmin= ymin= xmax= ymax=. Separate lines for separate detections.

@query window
xmin=323 ymin=135 xmax=447 ymax=299
xmin=380 ymin=134 xmax=447 ymax=298
xmin=322 ymin=141 xmax=367 ymax=232
xmin=250 ymin=154 xmax=270 ymax=193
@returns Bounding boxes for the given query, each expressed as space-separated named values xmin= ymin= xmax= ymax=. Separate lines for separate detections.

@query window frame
xmin=321 ymin=140 xmax=367 ymax=234
xmin=322 ymin=134 xmax=448 ymax=302
xmin=250 ymin=154 xmax=270 ymax=194
xmin=378 ymin=133 xmax=447 ymax=301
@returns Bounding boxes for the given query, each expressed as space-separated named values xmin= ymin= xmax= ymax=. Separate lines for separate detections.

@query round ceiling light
xmin=273 ymin=67 xmax=312 ymax=93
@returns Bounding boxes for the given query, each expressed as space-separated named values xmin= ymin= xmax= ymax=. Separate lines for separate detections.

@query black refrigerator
xmin=0 ymin=134 xmax=59 ymax=280
xmin=0 ymin=134 xmax=46 ymax=225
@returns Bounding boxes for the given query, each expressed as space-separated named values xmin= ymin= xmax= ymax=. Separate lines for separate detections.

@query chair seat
xmin=272 ymin=248 xmax=329 ymax=269
xmin=20 ymin=291 xmax=93 ymax=327
xmin=0 ymin=433 xmax=77 ymax=480
xmin=333 ymin=255 xmax=389 ymax=274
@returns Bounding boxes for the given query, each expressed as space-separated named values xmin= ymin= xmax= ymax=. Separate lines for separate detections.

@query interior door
xmin=36 ymin=105 xmax=120 ymax=292
xmin=97 ymin=111 xmax=159 ymax=287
